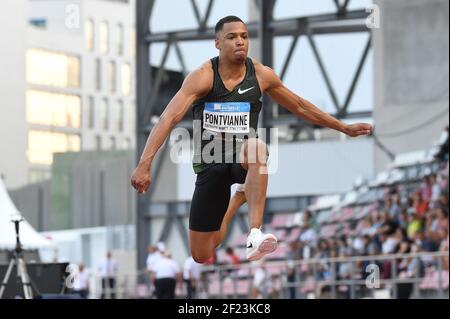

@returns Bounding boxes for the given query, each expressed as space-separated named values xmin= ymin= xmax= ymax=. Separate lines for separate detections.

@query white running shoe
xmin=246 ymin=228 xmax=278 ymax=261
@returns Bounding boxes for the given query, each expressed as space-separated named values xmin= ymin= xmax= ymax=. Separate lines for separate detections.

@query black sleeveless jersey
xmin=192 ymin=57 xmax=262 ymax=174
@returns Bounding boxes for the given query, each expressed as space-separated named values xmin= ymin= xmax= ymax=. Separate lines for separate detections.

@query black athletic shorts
xmin=189 ymin=163 xmax=247 ymax=232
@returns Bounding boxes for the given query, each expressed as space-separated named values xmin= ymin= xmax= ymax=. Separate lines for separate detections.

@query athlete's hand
xmin=344 ymin=123 xmax=373 ymax=138
xmin=131 ymin=164 xmax=152 ymax=194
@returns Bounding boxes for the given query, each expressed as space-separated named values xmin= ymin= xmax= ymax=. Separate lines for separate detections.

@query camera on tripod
xmin=0 ymin=215 xmax=37 ymax=299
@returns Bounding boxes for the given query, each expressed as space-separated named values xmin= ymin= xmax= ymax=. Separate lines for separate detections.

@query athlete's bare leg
xmin=240 ymin=138 xmax=269 ymax=230
xmin=214 ymin=189 xmax=247 ymax=247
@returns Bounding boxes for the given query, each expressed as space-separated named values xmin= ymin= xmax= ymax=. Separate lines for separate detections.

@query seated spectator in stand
xmin=338 ymin=235 xmax=352 ymax=256
xmin=430 ymin=174 xmax=443 ymax=208
xmin=368 ymin=210 xmax=383 ymax=237
xmin=298 ymin=213 xmax=318 ymax=259
xmin=407 ymin=212 xmax=422 ymax=239
xmin=420 ymin=176 xmax=433 ymax=202
xmin=338 ymin=248 xmax=354 ymax=299
xmin=356 ymin=216 xmax=373 ymax=236
xmin=268 ymin=274 xmax=280 ymax=299
xmin=437 ymin=193 xmax=449 ymax=216
xmin=287 ymin=240 xmax=302 ymax=261
xmin=413 ymin=230 xmax=440 ymax=255
xmin=426 ymin=208 xmax=448 ymax=244
xmin=398 ymin=209 xmax=409 ymax=230
xmin=315 ymin=239 xmax=331 ymax=259
xmin=389 ymin=193 xmax=402 ymax=218
xmin=396 ymin=241 xmax=414 ymax=299
xmin=223 ymin=247 xmax=240 ymax=277
xmin=285 ymin=260 xmax=297 ymax=299
xmin=412 ymin=191 xmax=429 ymax=218
xmin=440 ymin=237 xmax=449 ymax=271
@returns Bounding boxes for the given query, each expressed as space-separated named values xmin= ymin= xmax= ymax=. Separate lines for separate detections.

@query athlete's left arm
xmin=257 ymin=64 xmax=372 ymax=137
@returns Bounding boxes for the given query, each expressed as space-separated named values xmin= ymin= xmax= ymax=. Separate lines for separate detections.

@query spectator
xmin=146 ymin=244 xmax=163 ymax=271
xmin=407 ymin=212 xmax=422 ymax=239
xmin=430 ymin=174 xmax=442 ymax=208
xmin=223 ymin=247 xmax=240 ymax=277
xmin=99 ymin=251 xmax=118 ymax=299
xmin=146 ymin=243 xmax=164 ymax=297
xmin=298 ymin=212 xmax=318 ymax=259
xmin=73 ymin=263 xmax=89 ymax=299
xmin=412 ymin=191 xmax=429 ymax=218
xmin=285 ymin=260 xmax=297 ymax=299
xmin=440 ymin=237 xmax=449 ymax=271
xmin=437 ymin=193 xmax=449 ymax=216
xmin=420 ymin=176 xmax=433 ymax=202
xmin=397 ymin=241 xmax=414 ymax=299
xmin=183 ymin=256 xmax=203 ymax=299
xmin=152 ymin=250 xmax=182 ymax=299
xmin=224 ymin=247 xmax=240 ymax=266
xmin=427 ymin=208 xmax=448 ymax=243
xmin=389 ymin=193 xmax=402 ymax=218
xmin=398 ymin=209 xmax=409 ymax=230
xmin=251 ymin=261 xmax=270 ymax=299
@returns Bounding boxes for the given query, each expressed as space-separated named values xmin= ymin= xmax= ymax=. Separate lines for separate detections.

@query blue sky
xmin=149 ymin=0 xmax=373 ymax=114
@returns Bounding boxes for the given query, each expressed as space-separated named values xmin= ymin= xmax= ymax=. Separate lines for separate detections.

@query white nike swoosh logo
xmin=238 ymin=87 xmax=254 ymax=95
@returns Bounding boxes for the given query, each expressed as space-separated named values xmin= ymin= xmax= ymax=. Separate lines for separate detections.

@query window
xmin=121 ymin=63 xmax=131 ymax=96
xmin=129 ymin=26 xmax=136 ymax=57
xmin=100 ymin=98 xmax=109 ymax=130
xmin=96 ymin=135 xmax=102 ymax=150
xmin=27 ymin=90 xmax=81 ymax=128
xmin=95 ymin=58 xmax=102 ymax=91
xmin=108 ymin=61 xmax=116 ymax=93
xmin=114 ymin=100 xmax=124 ymax=131
xmin=85 ymin=19 xmax=94 ymax=51
xmin=99 ymin=21 xmax=109 ymax=54
xmin=115 ymin=24 xmax=124 ymax=55
xmin=86 ymin=96 xmax=95 ymax=129
xmin=28 ymin=131 xmax=81 ymax=165
xmin=28 ymin=169 xmax=51 ymax=184
xmin=27 ymin=49 xmax=80 ymax=88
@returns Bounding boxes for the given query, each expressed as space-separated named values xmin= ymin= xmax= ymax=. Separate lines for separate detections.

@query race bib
xmin=203 ymin=102 xmax=250 ymax=134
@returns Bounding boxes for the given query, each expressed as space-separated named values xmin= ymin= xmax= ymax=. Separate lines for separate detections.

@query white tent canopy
xmin=0 ymin=179 xmax=53 ymax=250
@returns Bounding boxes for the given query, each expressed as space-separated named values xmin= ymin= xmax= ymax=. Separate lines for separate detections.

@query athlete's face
xmin=216 ymin=22 xmax=249 ymax=62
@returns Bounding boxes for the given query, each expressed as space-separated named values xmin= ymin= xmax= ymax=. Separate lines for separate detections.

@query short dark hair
xmin=215 ymin=16 xmax=245 ymax=34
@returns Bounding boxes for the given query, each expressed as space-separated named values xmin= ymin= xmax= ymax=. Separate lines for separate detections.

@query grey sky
xmin=150 ymin=0 xmax=373 ymax=114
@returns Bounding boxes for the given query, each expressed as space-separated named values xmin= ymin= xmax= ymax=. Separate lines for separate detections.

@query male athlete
xmin=131 ymin=16 xmax=372 ymax=263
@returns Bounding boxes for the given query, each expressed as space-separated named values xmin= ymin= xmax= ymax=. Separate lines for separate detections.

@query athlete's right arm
xmin=131 ymin=64 xmax=212 ymax=194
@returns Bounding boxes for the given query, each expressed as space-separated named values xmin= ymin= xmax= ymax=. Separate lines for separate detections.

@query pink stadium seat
xmin=270 ymin=213 xmax=292 ymax=228
xmin=299 ymin=276 xmax=316 ymax=294
xmin=232 ymin=233 xmax=248 ymax=247
xmin=286 ymin=227 xmax=302 ymax=242
xmin=420 ymin=270 xmax=449 ymax=290
xmin=275 ymin=229 xmax=287 ymax=242
xmin=266 ymin=243 xmax=289 ymax=260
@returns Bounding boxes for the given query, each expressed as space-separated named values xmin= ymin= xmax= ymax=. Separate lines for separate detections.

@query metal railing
xmin=76 ymin=251 xmax=448 ymax=299
xmin=199 ymin=251 xmax=449 ymax=299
